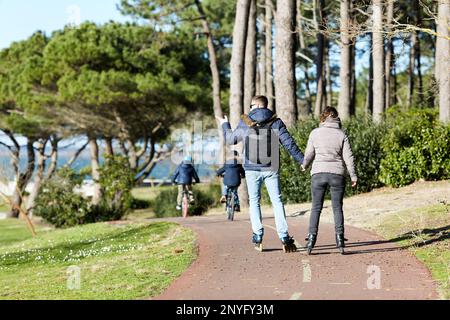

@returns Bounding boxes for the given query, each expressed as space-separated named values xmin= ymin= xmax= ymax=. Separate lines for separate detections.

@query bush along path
xmin=277 ymin=109 xmax=450 ymax=205
xmin=154 ymin=181 xmax=449 ymax=300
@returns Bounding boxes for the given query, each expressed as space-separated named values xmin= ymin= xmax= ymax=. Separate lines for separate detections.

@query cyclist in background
xmin=173 ymin=155 xmax=200 ymax=211
xmin=217 ymin=150 xmax=245 ymax=213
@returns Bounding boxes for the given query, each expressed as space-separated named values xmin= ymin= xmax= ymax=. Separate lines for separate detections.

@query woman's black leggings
xmin=309 ymin=173 xmax=346 ymax=235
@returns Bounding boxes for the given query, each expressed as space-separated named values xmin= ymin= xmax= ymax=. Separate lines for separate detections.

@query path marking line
xmin=289 ymin=292 xmax=303 ymax=300
xmin=244 ymin=220 xmax=278 ymax=232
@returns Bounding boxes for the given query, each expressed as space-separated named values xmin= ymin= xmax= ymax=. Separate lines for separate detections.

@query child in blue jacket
xmin=217 ymin=151 xmax=245 ymax=212
xmin=172 ymin=156 xmax=200 ymax=211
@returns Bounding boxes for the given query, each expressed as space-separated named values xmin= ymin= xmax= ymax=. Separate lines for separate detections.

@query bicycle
xmin=225 ymin=187 xmax=238 ymax=221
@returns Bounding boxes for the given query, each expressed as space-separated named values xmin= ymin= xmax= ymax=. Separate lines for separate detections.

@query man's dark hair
xmin=251 ymin=96 xmax=269 ymax=108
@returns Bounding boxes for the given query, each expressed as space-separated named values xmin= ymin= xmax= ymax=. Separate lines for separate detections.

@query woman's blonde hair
xmin=320 ymin=106 xmax=339 ymax=123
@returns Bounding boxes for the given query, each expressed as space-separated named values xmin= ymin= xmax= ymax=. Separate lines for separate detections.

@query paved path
xmin=155 ymin=214 xmax=438 ymax=300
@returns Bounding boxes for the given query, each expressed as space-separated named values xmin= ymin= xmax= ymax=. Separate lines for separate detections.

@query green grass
xmin=0 ymin=220 xmax=197 ymax=300
xmin=0 ymin=219 xmax=49 ymax=246
xmin=373 ymin=203 xmax=450 ymax=299
xmin=132 ymin=185 xmax=173 ymax=202
xmin=0 ymin=199 xmax=7 ymax=213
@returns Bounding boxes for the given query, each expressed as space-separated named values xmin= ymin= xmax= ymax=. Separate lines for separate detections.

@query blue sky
xmin=0 ymin=0 xmax=131 ymax=49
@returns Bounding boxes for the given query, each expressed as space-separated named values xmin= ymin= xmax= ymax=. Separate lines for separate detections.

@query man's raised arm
xmin=217 ymin=116 xmax=246 ymax=146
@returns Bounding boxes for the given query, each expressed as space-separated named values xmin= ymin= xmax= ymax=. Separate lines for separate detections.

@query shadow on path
xmin=389 ymin=224 xmax=450 ymax=248
xmin=305 ymin=224 xmax=450 ymax=256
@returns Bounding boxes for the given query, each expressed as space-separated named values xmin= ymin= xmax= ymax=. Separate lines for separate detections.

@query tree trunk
xmin=230 ymin=0 xmax=251 ymax=127
xmin=314 ymin=0 xmax=326 ymax=117
xmin=194 ymin=0 xmax=224 ymax=125
xmin=114 ymin=111 xmax=138 ymax=171
xmin=135 ymin=140 xmax=159 ymax=185
xmin=259 ymin=9 xmax=267 ymax=96
xmin=350 ymin=42 xmax=357 ymax=115
xmin=244 ymin=0 xmax=258 ymax=113
xmin=65 ymin=142 xmax=89 ymax=168
xmin=435 ymin=0 xmax=440 ymax=83
xmin=8 ymin=172 xmax=20 ymax=218
xmin=416 ymin=38 xmax=423 ymax=104
xmin=366 ymin=32 xmax=374 ymax=115
xmin=303 ymin=70 xmax=313 ymax=115
xmin=127 ymin=139 xmax=138 ymax=172
xmin=385 ymin=0 xmax=394 ymax=109
xmin=104 ymin=137 xmax=114 ymax=156
xmin=88 ymin=136 xmax=102 ymax=205
xmin=392 ymin=47 xmax=398 ymax=106
xmin=194 ymin=0 xmax=225 ymax=165
xmin=325 ymin=39 xmax=332 ymax=108
xmin=433 ymin=1 xmax=439 ymax=109
xmin=46 ymin=137 xmax=59 ymax=180
xmin=414 ymin=0 xmax=423 ymax=104
xmin=275 ymin=0 xmax=297 ymax=127
xmin=256 ymin=62 xmax=261 ymax=95
xmin=372 ymin=0 xmax=385 ymax=123
xmin=338 ymin=0 xmax=351 ymax=120
xmin=9 ymin=139 xmax=35 ymax=218
xmin=437 ymin=0 xmax=450 ymax=123
xmin=297 ymin=0 xmax=312 ymax=115
xmin=349 ymin=0 xmax=356 ymax=115
xmin=408 ymin=31 xmax=417 ymax=108
xmin=265 ymin=0 xmax=275 ymax=111
xmin=26 ymin=139 xmax=48 ymax=216
xmin=230 ymin=0 xmax=251 ymax=207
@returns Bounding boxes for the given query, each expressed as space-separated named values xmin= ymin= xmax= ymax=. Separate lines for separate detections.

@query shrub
xmin=343 ymin=114 xmax=386 ymax=194
xmin=35 ymin=156 xmax=134 ymax=228
xmin=275 ymin=115 xmax=386 ymax=204
xmin=152 ymin=184 xmax=221 ymax=218
xmin=130 ymin=197 xmax=152 ymax=210
xmin=277 ymin=118 xmax=318 ymax=204
xmin=380 ymin=108 xmax=450 ymax=187
xmin=94 ymin=155 xmax=134 ymax=221
xmin=34 ymin=168 xmax=90 ymax=228
xmin=253 ymin=109 xmax=448 ymax=205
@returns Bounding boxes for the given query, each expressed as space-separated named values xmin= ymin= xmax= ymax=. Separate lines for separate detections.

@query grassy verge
xmin=129 ymin=186 xmax=174 ymax=220
xmin=132 ymin=185 xmax=173 ymax=203
xmin=0 ymin=219 xmax=49 ymax=246
xmin=0 ymin=220 xmax=196 ymax=300
xmin=0 ymin=199 xmax=7 ymax=213
xmin=373 ymin=203 xmax=450 ymax=299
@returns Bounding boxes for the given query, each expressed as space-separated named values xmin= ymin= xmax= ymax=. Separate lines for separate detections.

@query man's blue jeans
xmin=245 ymin=170 xmax=289 ymax=239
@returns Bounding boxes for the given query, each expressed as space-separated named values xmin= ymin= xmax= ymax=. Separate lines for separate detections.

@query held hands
xmin=215 ymin=115 xmax=229 ymax=126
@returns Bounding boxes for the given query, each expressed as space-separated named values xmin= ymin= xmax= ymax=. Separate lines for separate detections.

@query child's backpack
xmin=242 ymin=114 xmax=278 ymax=166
